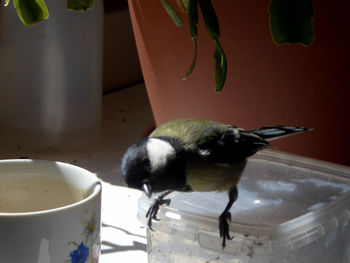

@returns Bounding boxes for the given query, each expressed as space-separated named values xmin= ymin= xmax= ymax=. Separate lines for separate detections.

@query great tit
xmin=121 ymin=119 xmax=311 ymax=247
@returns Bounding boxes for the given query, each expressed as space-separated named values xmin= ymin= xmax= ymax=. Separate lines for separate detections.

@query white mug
xmin=0 ymin=159 xmax=102 ymax=263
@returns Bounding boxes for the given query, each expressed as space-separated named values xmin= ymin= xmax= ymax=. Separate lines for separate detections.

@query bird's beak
xmin=142 ymin=183 xmax=152 ymax=198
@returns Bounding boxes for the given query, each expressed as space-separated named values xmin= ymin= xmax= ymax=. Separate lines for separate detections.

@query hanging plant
xmin=4 ymin=0 xmax=314 ymax=93
xmin=2 ymin=0 xmax=95 ymax=26
xmin=161 ymin=0 xmax=314 ymax=93
xmin=269 ymin=0 xmax=314 ymax=46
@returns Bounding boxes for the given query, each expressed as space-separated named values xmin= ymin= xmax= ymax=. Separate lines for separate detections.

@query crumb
xmin=247 ymin=245 xmax=253 ymax=257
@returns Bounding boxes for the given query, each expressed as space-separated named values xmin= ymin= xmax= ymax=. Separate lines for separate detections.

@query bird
xmin=121 ymin=118 xmax=311 ymax=247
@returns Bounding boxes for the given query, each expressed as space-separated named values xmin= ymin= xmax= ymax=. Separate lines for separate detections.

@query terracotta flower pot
xmin=128 ymin=0 xmax=350 ymax=165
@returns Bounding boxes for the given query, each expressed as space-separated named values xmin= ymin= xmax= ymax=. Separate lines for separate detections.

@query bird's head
xmin=121 ymin=137 xmax=187 ymax=197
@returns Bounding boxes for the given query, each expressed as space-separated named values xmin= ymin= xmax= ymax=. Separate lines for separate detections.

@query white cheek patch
xmin=232 ymin=127 xmax=242 ymax=143
xmin=147 ymin=138 xmax=176 ymax=172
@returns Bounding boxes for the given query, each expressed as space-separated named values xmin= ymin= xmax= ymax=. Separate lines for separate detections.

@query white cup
xmin=0 ymin=159 xmax=102 ymax=263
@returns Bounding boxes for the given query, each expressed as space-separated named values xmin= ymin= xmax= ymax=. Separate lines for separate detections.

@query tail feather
xmin=248 ymin=126 xmax=312 ymax=141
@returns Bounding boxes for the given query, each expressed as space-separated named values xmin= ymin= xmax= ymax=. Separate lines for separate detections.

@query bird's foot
xmin=146 ymin=197 xmax=171 ymax=230
xmin=219 ymin=211 xmax=233 ymax=248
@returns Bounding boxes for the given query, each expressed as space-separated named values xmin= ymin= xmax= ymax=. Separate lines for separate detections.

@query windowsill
xmin=0 ymin=83 xmax=153 ymax=262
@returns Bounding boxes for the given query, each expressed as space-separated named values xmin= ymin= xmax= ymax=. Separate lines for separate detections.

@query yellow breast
xmin=186 ymin=159 xmax=247 ymax=192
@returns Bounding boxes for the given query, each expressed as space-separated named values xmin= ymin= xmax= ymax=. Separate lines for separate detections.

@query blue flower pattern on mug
xmin=67 ymin=212 xmax=100 ymax=263
xmin=69 ymin=242 xmax=89 ymax=263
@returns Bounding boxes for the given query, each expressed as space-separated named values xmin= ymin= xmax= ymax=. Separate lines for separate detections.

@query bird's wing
xmin=150 ymin=119 xmax=269 ymax=164
xmin=198 ymin=126 xmax=270 ymax=164
xmin=247 ymin=126 xmax=312 ymax=141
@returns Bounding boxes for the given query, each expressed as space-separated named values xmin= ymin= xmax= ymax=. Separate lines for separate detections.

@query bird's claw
xmin=146 ymin=197 xmax=171 ymax=230
xmin=219 ymin=211 xmax=233 ymax=248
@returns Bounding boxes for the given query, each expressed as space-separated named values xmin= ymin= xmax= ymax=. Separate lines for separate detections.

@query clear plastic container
xmin=138 ymin=150 xmax=350 ymax=263
xmin=0 ymin=1 xmax=103 ymax=150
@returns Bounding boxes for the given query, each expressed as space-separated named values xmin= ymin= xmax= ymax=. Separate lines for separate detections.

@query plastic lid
xmin=138 ymin=150 xmax=350 ymax=252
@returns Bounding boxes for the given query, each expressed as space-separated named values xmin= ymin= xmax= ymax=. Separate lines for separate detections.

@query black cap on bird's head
xmin=121 ymin=137 xmax=187 ymax=197
xmin=121 ymin=138 xmax=152 ymax=193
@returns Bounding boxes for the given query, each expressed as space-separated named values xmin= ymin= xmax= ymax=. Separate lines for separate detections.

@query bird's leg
xmin=219 ymin=186 xmax=238 ymax=248
xmin=146 ymin=190 xmax=173 ymax=230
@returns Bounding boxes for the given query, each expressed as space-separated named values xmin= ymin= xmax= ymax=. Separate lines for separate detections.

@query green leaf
xmin=184 ymin=38 xmax=198 ymax=79
xmin=199 ymin=0 xmax=219 ymax=40
xmin=176 ymin=0 xmax=186 ymax=13
xmin=184 ymin=0 xmax=198 ymax=79
xmin=181 ymin=0 xmax=190 ymax=13
xmin=213 ymin=40 xmax=227 ymax=93
xmin=67 ymin=241 xmax=79 ymax=247
xmin=13 ymin=0 xmax=49 ymax=26
xmin=161 ymin=0 xmax=183 ymax=26
xmin=198 ymin=0 xmax=226 ymax=92
xmin=188 ymin=0 xmax=198 ymax=38
xmin=4 ymin=0 xmax=10 ymax=7
xmin=67 ymin=0 xmax=94 ymax=11
xmin=269 ymin=0 xmax=314 ymax=46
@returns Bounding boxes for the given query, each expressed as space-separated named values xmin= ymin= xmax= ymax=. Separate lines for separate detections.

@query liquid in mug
xmin=0 ymin=176 xmax=85 ymax=213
